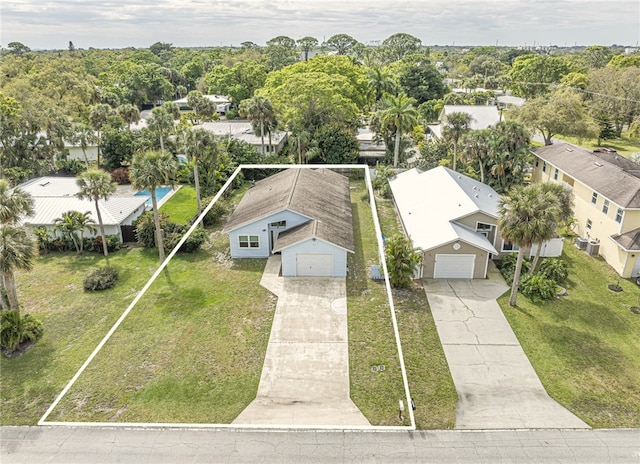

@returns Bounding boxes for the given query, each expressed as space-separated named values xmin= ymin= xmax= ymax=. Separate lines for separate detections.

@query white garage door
xmin=434 ymin=254 xmax=475 ymax=279
xmin=296 ymin=253 xmax=333 ymax=277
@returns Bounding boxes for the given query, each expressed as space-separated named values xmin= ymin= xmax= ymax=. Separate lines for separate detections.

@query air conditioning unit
xmin=586 ymin=240 xmax=600 ymax=257
xmin=575 ymin=237 xmax=588 ymax=250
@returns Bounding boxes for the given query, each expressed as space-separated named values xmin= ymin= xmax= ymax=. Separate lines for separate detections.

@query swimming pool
xmin=135 ymin=186 xmax=173 ymax=207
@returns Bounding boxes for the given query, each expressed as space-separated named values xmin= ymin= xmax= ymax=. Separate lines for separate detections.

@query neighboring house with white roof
xmin=222 ymin=168 xmax=354 ymax=277
xmin=197 ymin=120 xmax=288 ymax=155
xmin=172 ymin=94 xmax=231 ymax=114
xmin=357 ymin=126 xmax=386 ymax=165
xmin=389 ymin=167 xmax=562 ymax=279
xmin=18 ymin=177 xmax=147 ymax=243
xmin=531 ymin=142 xmax=640 ymax=278
xmin=428 ymin=105 xmax=502 ymax=140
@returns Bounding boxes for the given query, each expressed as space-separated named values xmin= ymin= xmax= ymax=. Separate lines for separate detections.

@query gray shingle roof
xmin=611 ymin=227 xmax=640 ymax=251
xmin=224 ymin=168 xmax=354 ymax=252
xmin=533 ymin=143 xmax=640 ymax=208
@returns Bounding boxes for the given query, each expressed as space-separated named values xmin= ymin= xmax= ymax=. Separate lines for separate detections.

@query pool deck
xmin=114 ymin=184 xmax=181 ymax=209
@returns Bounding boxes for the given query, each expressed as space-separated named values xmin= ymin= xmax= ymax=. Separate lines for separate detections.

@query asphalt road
xmin=2 ymin=426 xmax=639 ymax=463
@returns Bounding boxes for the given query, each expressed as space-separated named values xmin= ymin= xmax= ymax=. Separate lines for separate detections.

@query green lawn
xmin=553 ymin=132 xmax=640 ymax=156
xmin=498 ymin=244 xmax=640 ymax=428
xmin=159 ymin=185 xmax=198 ymax=224
xmin=347 ymin=182 xmax=457 ymax=429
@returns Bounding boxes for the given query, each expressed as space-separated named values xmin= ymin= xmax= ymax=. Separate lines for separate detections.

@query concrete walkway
xmin=423 ymin=266 xmax=589 ymax=429
xmin=233 ymin=255 xmax=369 ymax=426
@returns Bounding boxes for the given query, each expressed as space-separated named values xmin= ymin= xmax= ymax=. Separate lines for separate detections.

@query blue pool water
xmin=135 ymin=186 xmax=172 ymax=207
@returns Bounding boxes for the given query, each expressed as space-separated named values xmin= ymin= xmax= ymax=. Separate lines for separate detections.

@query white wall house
xmin=223 ymin=168 xmax=354 ymax=277
xmin=389 ymin=167 xmax=563 ymax=279
xmin=197 ymin=120 xmax=288 ymax=155
xmin=428 ymin=105 xmax=502 ymax=140
xmin=17 ymin=177 xmax=147 ymax=243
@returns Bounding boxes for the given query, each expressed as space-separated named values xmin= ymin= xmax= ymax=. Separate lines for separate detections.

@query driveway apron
xmin=233 ymin=255 xmax=369 ymax=426
xmin=423 ymin=269 xmax=589 ymax=429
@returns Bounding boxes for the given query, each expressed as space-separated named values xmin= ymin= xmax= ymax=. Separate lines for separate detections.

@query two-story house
xmin=531 ymin=143 xmax=640 ymax=278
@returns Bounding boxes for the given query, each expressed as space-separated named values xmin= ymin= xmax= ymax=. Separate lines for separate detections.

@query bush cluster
xmin=34 ymin=227 xmax=121 ymax=254
xmin=134 ymin=211 xmax=206 ymax=253
xmin=1 ymin=310 xmax=44 ymax=353
xmin=111 ymin=167 xmax=130 ymax=184
xmin=83 ymin=267 xmax=119 ymax=291
xmin=497 ymin=254 xmax=570 ymax=302
xmin=201 ymin=198 xmax=228 ymax=227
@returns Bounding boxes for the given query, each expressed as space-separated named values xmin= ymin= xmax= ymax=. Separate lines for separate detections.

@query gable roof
xmin=224 ymin=168 xmax=354 ymax=252
xmin=532 ymin=143 xmax=640 ymax=208
xmin=389 ymin=167 xmax=498 ymax=253
xmin=441 ymin=105 xmax=501 ymax=131
xmin=611 ymin=227 xmax=640 ymax=251
xmin=17 ymin=177 xmax=147 ymax=227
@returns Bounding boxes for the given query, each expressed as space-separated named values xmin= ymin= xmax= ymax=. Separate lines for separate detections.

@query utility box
xmin=586 ymin=240 xmax=600 ymax=257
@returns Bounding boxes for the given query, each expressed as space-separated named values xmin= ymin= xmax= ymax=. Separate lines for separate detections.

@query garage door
xmin=434 ymin=254 xmax=475 ymax=279
xmin=296 ymin=253 xmax=333 ymax=277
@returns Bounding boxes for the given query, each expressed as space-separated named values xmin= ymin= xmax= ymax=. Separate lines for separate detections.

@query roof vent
xmin=475 ymin=194 xmax=479 ymax=198
xmin=488 ymin=193 xmax=493 ymax=197
xmin=594 ymin=162 xmax=603 ymax=167
xmin=566 ymin=148 xmax=573 ymax=152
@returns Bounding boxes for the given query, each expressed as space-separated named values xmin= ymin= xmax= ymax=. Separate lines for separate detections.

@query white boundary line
xmin=39 ymin=164 xmax=415 ymax=431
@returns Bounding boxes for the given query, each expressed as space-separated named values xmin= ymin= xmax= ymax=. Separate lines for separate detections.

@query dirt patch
xmin=1 ymin=340 xmax=35 ymax=358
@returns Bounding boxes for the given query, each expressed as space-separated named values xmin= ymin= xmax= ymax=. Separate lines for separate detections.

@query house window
xmin=239 ymin=235 xmax=260 ymax=248
xmin=476 ymin=222 xmax=492 ymax=231
xmin=270 ymin=220 xmax=286 ymax=228
xmin=553 ymin=168 xmax=559 ymax=180
xmin=542 ymin=161 xmax=547 ymax=173
xmin=591 ymin=192 xmax=598 ymax=205
xmin=602 ymin=200 xmax=609 ymax=215
xmin=615 ymin=208 xmax=624 ymax=223
xmin=586 ymin=219 xmax=592 ymax=230
xmin=535 ymin=159 xmax=539 ymax=167
xmin=502 ymin=241 xmax=519 ymax=252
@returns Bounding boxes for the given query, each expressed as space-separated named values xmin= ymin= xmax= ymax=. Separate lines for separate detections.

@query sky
xmin=1 ymin=0 xmax=639 ymax=50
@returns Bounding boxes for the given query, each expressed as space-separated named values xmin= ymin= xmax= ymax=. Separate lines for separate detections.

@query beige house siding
xmin=456 ymin=211 xmax=499 ymax=250
xmin=422 ymin=241 xmax=488 ymax=279
xmin=532 ymin=155 xmax=640 ymax=278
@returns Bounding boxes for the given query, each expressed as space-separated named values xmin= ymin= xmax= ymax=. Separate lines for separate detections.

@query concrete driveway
xmin=423 ymin=268 xmax=589 ymax=429
xmin=233 ymin=256 xmax=369 ymax=426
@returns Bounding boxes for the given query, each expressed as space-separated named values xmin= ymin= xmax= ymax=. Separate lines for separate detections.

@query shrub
xmin=92 ymin=235 xmax=121 ymax=253
xmin=519 ymin=273 xmax=557 ymax=303
xmin=179 ymin=227 xmax=206 ymax=253
xmin=225 ymin=109 xmax=238 ymax=120
xmin=59 ymin=159 xmax=86 ymax=176
xmin=33 ymin=227 xmax=54 ymax=253
xmin=497 ymin=253 xmax=531 ymax=284
xmin=111 ymin=167 xmax=130 ymax=184
xmin=1 ymin=310 xmax=44 ymax=352
xmin=538 ymin=258 xmax=569 ymax=285
xmin=202 ymin=198 xmax=228 ymax=227
xmin=83 ymin=267 xmax=119 ymax=291
xmin=385 ymin=234 xmax=421 ymax=288
xmin=134 ymin=211 xmax=172 ymax=248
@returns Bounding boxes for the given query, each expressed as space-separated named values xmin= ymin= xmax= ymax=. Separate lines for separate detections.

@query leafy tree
xmin=311 ymin=123 xmax=359 ymax=164
xmin=239 ymin=95 xmax=276 ymax=154
xmin=265 ymin=36 xmax=298 ymax=71
xmin=508 ymin=54 xmax=575 ymax=98
xmin=384 ymin=234 xmax=421 ymax=288
xmin=76 ymin=170 xmax=118 ymax=257
xmin=381 ymin=33 xmax=422 ymax=63
xmin=186 ymin=90 xmax=216 ymax=124
xmin=398 ymin=62 xmax=446 ymax=104
xmin=510 ymin=87 xmax=598 ymax=145
xmin=101 ymin=126 xmax=134 ymax=170
xmin=54 ymin=210 xmax=96 ymax=255
xmin=417 ymin=137 xmax=450 ymax=171
xmin=7 ymin=42 xmax=31 ymax=56
xmin=484 ymin=121 xmax=531 ymax=194
xmin=297 ymin=37 xmax=318 ymax=61
xmin=324 ymin=34 xmax=359 ymax=55
xmin=498 ymin=184 xmax=560 ymax=306
xmin=442 ymin=111 xmax=473 ymax=171
xmin=379 ymin=93 xmax=419 ymax=167
xmin=587 ymin=66 xmax=640 ymax=136
xmin=204 ymin=60 xmax=267 ymax=103
xmin=579 ymin=45 xmax=613 ymax=69
xmin=129 ymin=151 xmax=178 ymax=262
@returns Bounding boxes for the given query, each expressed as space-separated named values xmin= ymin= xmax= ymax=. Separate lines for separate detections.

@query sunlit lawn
xmin=498 ymin=243 xmax=640 ymax=428
xmin=554 ymin=132 xmax=640 ymax=156
xmin=159 ymin=185 xmax=198 ymax=224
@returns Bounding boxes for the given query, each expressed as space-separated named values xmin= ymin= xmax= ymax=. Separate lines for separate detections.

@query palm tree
xmin=442 ymin=111 xmax=473 ymax=172
xmin=0 ymin=179 xmax=34 ymax=225
xmin=54 ymin=210 xmax=96 ymax=255
xmin=461 ymin=130 xmax=490 ymax=183
xmin=76 ymin=170 xmax=118 ymax=257
xmin=379 ymin=93 xmax=418 ymax=167
xmin=148 ymin=107 xmax=175 ymax=154
xmin=498 ymin=184 xmax=560 ymax=306
xmin=89 ymin=103 xmax=112 ymax=167
xmin=117 ymin=103 xmax=141 ymax=130
xmin=366 ymin=67 xmax=395 ymax=105
xmin=180 ymin=127 xmax=218 ymax=217
xmin=70 ymin=124 xmax=98 ymax=169
xmin=529 ymin=183 xmax=573 ymax=274
xmin=129 ymin=151 xmax=177 ymax=263
xmin=0 ymin=225 xmax=36 ymax=311
xmin=240 ymin=96 xmax=275 ymax=155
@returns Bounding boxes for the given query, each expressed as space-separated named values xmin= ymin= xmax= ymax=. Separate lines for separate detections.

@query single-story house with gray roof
xmin=222 ymin=168 xmax=354 ymax=277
